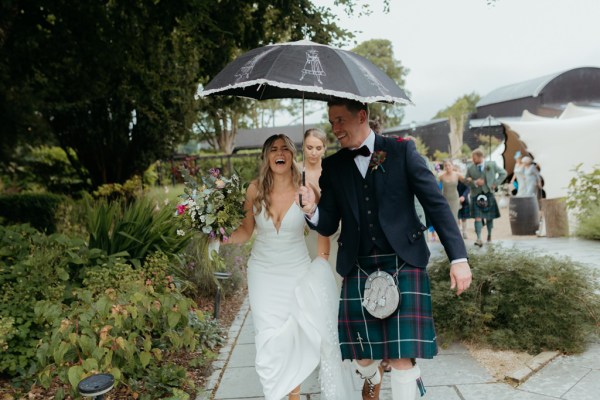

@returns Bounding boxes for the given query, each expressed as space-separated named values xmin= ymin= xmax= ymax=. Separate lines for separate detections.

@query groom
xmin=297 ymin=98 xmax=472 ymax=400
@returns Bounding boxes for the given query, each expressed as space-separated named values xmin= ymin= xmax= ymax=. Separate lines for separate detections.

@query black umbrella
xmin=201 ymin=40 xmax=412 ymax=205
xmin=201 ymin=40 xmax=412 ymax=105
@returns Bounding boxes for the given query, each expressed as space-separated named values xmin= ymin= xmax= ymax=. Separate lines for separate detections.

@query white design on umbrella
xmin=234 ymin=46 xmax=278 ymax=83
xmin=343 ymin=51 xmax=389 ymax=96
xmin=300 ymin=49 xmax=326 ymax=84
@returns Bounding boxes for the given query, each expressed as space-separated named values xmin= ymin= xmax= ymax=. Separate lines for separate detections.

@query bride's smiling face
xmin=268 ymin=138 xmax=293 ymax=173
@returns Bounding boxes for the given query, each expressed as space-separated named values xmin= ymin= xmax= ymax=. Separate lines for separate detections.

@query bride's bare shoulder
xmin=246 ymin=180 xmax=259 ymax=198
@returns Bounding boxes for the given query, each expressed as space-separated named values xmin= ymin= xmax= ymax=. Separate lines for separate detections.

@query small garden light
xmin=77 ymin=373 xmax=114 ymax=399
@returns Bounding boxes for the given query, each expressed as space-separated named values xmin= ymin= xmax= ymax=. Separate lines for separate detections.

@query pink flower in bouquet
xmin=215 ymin=179 xmax=226 ymax=189
xmin=209 ymin=168 xmax=220 ymax=177
xmin=176 ymin=204 xmax=187 ymax=215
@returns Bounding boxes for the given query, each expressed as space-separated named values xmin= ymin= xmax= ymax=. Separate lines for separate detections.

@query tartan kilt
xmin=469 ymin=192 xmax=500 ymax=219
xmin=458 ymin=201 xmax=471 ymax=219
xmin=338 ymin=254 xmax=438 ymax=361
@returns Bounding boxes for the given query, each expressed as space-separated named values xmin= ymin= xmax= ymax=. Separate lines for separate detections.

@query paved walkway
xmin=200 ymin=237 xmax=600 ymax=400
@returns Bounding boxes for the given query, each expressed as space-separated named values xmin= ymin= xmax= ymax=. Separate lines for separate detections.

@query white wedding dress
xmin=247 ymin=203 xmax=356 ymax=400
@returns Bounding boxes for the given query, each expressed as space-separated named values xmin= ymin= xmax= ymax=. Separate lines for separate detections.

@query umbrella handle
xmin=299 ymin=170 xmax=305 ymax=207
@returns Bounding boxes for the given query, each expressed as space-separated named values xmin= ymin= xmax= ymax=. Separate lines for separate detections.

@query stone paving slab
xmin=558 ymin=342 xmax=600 ymax=370
xmin=227 ymin=343 xmax=256 ymax=368
xmin=518 ymin=357 xmax=591 ymax=398
xmin=214 ymin=366 xmax=264 ymax=399
xmin=562 ymin=369 xmax=600 ymax=400
xmin=419 ymin=353 xmax=495 ymax=386
xmin=457 ymin=383 xmax=555 ymax=399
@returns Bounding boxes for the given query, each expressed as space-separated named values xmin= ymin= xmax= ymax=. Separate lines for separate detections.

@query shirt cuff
xmin=451 ymin=258 xmax=467 ymax=265
xmin=306 ymin=207 xmax=319 ymax=225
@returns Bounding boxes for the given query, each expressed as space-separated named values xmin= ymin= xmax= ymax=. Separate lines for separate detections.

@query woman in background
xmin=520 ymin=156 xmax=542 ymax=197
xmin=303 ymin=128 xmax=342 ymax=288
xmin=438 ymin=159 xmax=464 ymax=224
xmin=511 ymin=151 xmax=525 ymax=196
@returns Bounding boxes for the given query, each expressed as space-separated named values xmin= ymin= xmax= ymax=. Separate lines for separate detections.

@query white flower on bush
xmin=176 ymin=229 xmax=185 ymax=236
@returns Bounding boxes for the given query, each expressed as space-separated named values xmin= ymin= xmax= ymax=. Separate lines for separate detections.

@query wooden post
xmin=542 ymin=198 xmax=569 ymax=237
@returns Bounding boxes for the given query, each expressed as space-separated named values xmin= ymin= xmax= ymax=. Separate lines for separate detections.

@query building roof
xmin=476 ymin=71 xmax=562 ymax=107
xmin=383 ymin=117 xmax=448 ymax=135
xmin=233 ymin=123 xmax=322 ymax=151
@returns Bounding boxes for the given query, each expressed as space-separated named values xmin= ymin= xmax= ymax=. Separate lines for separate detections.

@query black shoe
xmin=474 ymin=240 xmax=483 ymax=247
xmin=487 ymin=235 xmax=492 ymax=243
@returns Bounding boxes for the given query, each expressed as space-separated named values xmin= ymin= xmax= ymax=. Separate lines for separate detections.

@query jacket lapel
xmin=373 ymin=135 xmax=389 ymax=207
xmin=340 ymin=149 xmax=360 ymax=223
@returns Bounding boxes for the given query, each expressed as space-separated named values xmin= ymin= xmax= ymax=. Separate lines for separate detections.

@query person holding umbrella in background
xmin=298 ymin=98 xmax=472 ymax=400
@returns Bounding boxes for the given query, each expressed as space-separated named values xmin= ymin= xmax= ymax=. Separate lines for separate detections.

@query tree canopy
xmin=434 ymin=92 xmax=481 ymax=120
xmin=0 ymin=0 xmax=353 ymax=187
xmin=351 ymin=39 xmax=409 ymax=129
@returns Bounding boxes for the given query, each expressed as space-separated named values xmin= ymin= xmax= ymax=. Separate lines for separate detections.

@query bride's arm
xmin=224 ymin=181 xmax=257 ymax=245
xmin=317 ymin=234 xmax=331 ymax=260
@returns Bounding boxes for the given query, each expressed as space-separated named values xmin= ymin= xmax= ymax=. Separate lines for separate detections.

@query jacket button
xmin=418 ymin=231 xmax=422 ymax=236
xmin=412 ymin=234 xmax=417 ymax=238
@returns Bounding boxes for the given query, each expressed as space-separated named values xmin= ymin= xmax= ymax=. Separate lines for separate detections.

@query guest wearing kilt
xmin=299 ymin=98 xmax=472 ymax=400
xmin=465 ymin=149 xmax=507 ymax=247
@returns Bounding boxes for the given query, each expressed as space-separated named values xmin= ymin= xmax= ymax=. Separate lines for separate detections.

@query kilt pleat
xmin=338 ymin=254 xmax=438 ymax=360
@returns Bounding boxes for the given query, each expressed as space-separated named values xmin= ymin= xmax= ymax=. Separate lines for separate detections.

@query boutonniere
xmin=369 ymin=150 xmax=387 ymax=172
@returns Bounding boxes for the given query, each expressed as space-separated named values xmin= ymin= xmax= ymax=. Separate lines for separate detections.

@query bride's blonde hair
xmin=253 ymin=134 xmax=301 ymax=219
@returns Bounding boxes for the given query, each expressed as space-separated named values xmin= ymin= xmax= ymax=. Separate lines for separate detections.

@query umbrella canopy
xmin=201 ymin=40 xmax=412 ymax=105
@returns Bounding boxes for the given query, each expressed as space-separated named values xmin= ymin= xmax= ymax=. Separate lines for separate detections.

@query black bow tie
xmin=349 ymin=145 xmax=371 ymax=158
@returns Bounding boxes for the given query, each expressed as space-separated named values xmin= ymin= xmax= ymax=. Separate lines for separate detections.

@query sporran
xmin=360 ymin=262 xmax=404 ymax=319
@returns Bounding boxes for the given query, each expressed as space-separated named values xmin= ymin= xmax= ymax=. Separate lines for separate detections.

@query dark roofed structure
xmin=383 ymin=119 xmax=451 ymax=158
xmin=233 ymin=123 xmax=322 ymax=152
xmin=475 ymin=67 xmax=600 ymax=118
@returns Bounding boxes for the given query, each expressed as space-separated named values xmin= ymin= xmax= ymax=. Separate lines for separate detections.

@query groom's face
xmin=328 ymin=105 xmax=368 ymax=149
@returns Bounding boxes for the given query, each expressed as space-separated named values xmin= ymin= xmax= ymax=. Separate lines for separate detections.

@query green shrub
xmin=0 ymin=192 xmax=66 ymax=233
xmin=92 ymin=175 xmax=145 ymax=202
xmin=0 ymin=224 xmax=222 ymax=398
xmin=181 ymin=236 xmax=250 ymax=298
xmin=429 ymin=246 xmax=600 ymax=353
xmin=86 ymin=197 xmax=190 ymax=266
xmin=34 ymin=254 xmax=222 ymax=398
xmin=0 ymin=146 xmax=90 ymax=195
xmin=0 ymin=225 xmax=89 ymax=375
xmin=567 ymin=164 xmax=600 ymax=239
xmin=575 ymin=203 xmax=600 ymax=240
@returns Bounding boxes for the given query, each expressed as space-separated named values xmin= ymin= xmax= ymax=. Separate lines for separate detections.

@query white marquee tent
xmin=499 ymin=103 xmax=600 ymax=199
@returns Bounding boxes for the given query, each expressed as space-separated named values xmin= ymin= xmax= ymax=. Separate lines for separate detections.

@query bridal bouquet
xmin=176 ymin=167 xmax=246 ymax=267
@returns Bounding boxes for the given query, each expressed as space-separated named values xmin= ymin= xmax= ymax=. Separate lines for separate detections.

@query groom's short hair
xmin=327 ymin=98 xmax=369 ymax=118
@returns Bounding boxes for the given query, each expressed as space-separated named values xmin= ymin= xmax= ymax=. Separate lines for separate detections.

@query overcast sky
xmin=311 ymin=0 xmax=600 ymax=124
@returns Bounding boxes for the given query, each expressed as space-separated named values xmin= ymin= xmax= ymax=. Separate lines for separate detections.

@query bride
xmin=223 ymin=134 xmax=355 ymax=400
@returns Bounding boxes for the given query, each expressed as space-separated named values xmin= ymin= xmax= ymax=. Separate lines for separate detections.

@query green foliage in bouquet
xmin=429 ymin=246 xmax=600 ymax=354
xmin=176 ymin=167 xmax=246 ymax=274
